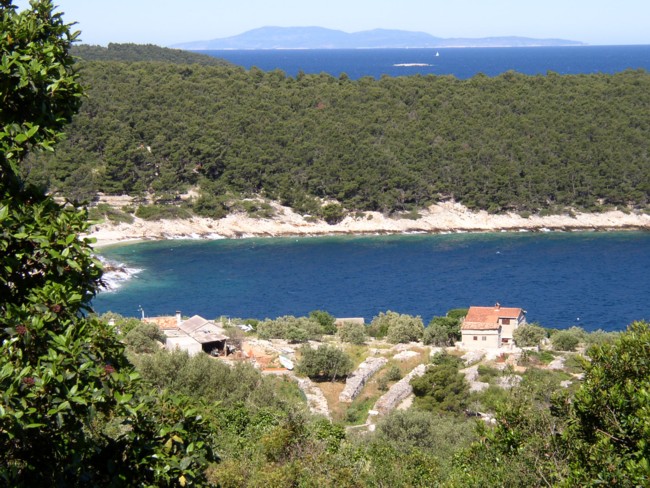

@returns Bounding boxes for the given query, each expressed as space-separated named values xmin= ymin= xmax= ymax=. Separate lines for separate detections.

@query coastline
xmin=87 ymin=201 xmax=650 ymax=248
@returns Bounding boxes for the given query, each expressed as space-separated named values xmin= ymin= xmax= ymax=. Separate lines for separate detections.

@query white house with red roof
xmin=460 ymin=303 xmax=526 ymax=350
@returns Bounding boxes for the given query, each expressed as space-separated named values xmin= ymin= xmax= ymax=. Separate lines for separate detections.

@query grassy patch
xmin=318 ymin=381 xmax=348 ymax=421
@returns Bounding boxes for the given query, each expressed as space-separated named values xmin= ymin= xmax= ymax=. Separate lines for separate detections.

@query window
xmin=473 ymin=336 xmax=478 ymax=341
xmin=502 ymin=318 xmax=511 ymax=325
xmin=482 ymin=336 xmax=487 ymax=341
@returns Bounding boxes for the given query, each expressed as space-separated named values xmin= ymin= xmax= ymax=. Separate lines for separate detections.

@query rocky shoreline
xmin=87 ymin=201 xmax=650 ymax=248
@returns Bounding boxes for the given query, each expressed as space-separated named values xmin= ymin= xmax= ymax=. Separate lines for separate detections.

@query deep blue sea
xmin=202 ymin=45 xmax=650 ymax=79
xmin=94 ymin=233 xmax=650 ymax=331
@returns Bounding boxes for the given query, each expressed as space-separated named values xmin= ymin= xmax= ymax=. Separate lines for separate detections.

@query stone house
xmin=146 ymin=311 xmax=228 ymax=356
xmin=460 ymin=304 xmax=526 ymax=349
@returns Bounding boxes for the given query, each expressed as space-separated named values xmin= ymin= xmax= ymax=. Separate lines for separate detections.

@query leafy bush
xmin=256 ymin=315 xmax=324 ymax=342
xmin=377 ymin=410 xmax=476 ymax=460
xmin=551 ymin=330 xmax=581 ymax=351
xmin=0 ymin=5 xmax=216 ymax=484
xmin=309 ymin=309 xmax=337 ymax=334
xmin=296 ymin=344 xmax=352 ymax=381
xmin=135 ymin=204 xmax=192 ymax=220
xmin=411 ymin=356 xmax=468 ymax=413
xmin=320 ymin=202 xmax=346 ymax=224
xmin=385 ymin=364 xmax=403 ymax=381
xmin=192 ymin=192 xmax=228 ymax=219
xmin=386 ymin=316 xmax=425 ymax=344
xmin=424 ymin=316 xmax=461 ymax=346
xmin=563 ymin=321 xmax=650 ymax=486
xmin=338 ymin=321 xmax=367 ymax=344
xmin=584 ymin=329 xmax=619 ymax=347
xmin=513 ymin=323 xmax=548 ymax=347
xmin=133 ymin=349 xmax=302 ymax=409
xmin=124 ymin=322 xmax=165 ymax=353
xmin=368 ymin=311 xmax=424 ymax=343
xmin=446 ymin=308 xmax=469 ymax=321
xmin=238 ymin=199 xmax=275 ymax=219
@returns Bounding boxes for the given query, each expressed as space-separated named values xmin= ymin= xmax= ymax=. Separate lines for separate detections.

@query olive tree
xmin=338 ymin=321 xmax=367 ymax=344
xmin=297 ymin=344 xmax=353 ymax=381
xmin=368 ymin=310 xmax=424 ymax=343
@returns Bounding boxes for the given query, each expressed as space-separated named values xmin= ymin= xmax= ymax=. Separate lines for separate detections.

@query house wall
xmin=166 ymin=336 xmax=202 ymax=356
xmin=461 ymin=330 xmax=501 ymax=350
xmin=500 ymin=312 xmax=526 ymax=341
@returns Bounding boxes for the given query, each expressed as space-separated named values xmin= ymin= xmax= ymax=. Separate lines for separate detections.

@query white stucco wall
xmin=461 ymin=330 xmax=501 ymax=350
xmin=166 ymin=336 xmax=202 ymax=356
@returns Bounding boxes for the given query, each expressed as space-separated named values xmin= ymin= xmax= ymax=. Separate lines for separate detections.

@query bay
xmin=202 ymin=45 xmax=650 ymax=79
xmin=93 ymin=232 xmax=650 ymax=332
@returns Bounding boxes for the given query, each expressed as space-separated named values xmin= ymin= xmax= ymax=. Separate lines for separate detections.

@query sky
xmin=14 ymin=0 xmax=650 ymax=47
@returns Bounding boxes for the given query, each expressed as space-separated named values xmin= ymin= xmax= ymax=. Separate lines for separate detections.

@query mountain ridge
xmin=172 ymin=26 xmax=584 ymax=50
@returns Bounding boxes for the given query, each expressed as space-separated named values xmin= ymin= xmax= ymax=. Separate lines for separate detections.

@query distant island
xmin=171 ymin=26 xmax=585 ymax=50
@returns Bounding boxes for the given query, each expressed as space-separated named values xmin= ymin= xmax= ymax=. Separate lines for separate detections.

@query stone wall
xmin=292 ymin=375 xmax=331 ymax=420
xmin=372 ymin=363 xmax=427 ymax=416
xmin=339 ymin=357 xmax=388 ymax=403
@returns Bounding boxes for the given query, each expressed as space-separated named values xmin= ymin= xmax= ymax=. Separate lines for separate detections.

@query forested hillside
xmin=25 ymin=50 xmax=650 ymax=214
xmin=71 ymin=43 xmax=232 ymax=65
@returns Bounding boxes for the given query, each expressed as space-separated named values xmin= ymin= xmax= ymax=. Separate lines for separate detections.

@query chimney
xmin=176 ymin=311 xmax=182 ymax=326
xmin=495 ymin=302 xmax=501 ymax=310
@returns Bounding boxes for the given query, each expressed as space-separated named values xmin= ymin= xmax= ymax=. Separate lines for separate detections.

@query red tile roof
xmin=462 ymin=321 xmax=501 ymax=331
xmin=465 ymin=306 xmax=523 ymax=323
xmin=143 ymin=316 xmax=179 ymax=330
xmin=461 ymin=305 xmax=524 ymax=331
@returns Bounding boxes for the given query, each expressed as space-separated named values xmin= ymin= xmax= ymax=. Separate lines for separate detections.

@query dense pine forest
xmin=25 ymin=44 xmax=649 ymax=215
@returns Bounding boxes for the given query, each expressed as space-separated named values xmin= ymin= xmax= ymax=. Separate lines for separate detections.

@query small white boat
xmin=435 ymin=51 xmax=440 ymax=57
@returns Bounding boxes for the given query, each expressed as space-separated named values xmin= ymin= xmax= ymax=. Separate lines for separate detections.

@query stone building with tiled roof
xmin=144 ymin=311 xmax=229 ymax=356
xmin=460 ymin=303 xmax=526 ymax=350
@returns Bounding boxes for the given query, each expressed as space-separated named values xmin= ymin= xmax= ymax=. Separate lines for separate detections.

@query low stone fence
xmin=371 ymin=363 xmax=427 ymax=417
xmin=292 ymin=375 xmax=331 ymax=420
xmin=339 ymin=357 xmax=388 ymax=403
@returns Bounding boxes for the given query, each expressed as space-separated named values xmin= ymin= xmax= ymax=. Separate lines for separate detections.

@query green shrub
xmin=368 ymin=311 xmax=424 ymax=343
xmin=477 ymin=364 xmax=501 ymax=382
xmin=385 ymin=364 xmax=403 ymax=381
xmin=124 ymin=322 xmax=165 ymax=353
xmin=320 ymin=202 xmax=346 ymax=224
xmin=238 ymin=199 xmax=275 ymax=219
xmin=424 ymin=316 xmax=461 ymax=346
xmin=446 ymin=308 xmax=469 ymax=321
xmin=338 ymin=321 xmax=367 ymax=344
xmin=296 ymin=344 xmax=352 ymax=381
xmin=257 ymin=315 xmax=324 ymax=342
xmin=513 ymin=323 xmax=548 ymax=347
xmin=309 ymin=310 xmax=337 ymax=334
xmin=135 ymin=204 xmax=192 ymax=220
xmin=551 ymin=330 xmax=581 ymax=351
xmin=192 ymin=193 xmax=228 ymax=219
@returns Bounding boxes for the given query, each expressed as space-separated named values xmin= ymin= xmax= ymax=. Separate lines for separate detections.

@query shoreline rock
xmin=86 ymin=201 xmax=650 ymax=248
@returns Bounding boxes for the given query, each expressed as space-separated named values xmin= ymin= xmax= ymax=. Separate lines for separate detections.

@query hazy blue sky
xmin=15 ymin=0 xmax=650 ymax=46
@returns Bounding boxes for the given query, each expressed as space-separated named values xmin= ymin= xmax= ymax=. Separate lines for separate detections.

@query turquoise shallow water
xmin=94 ymin=232 xmax=650 ymax=331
